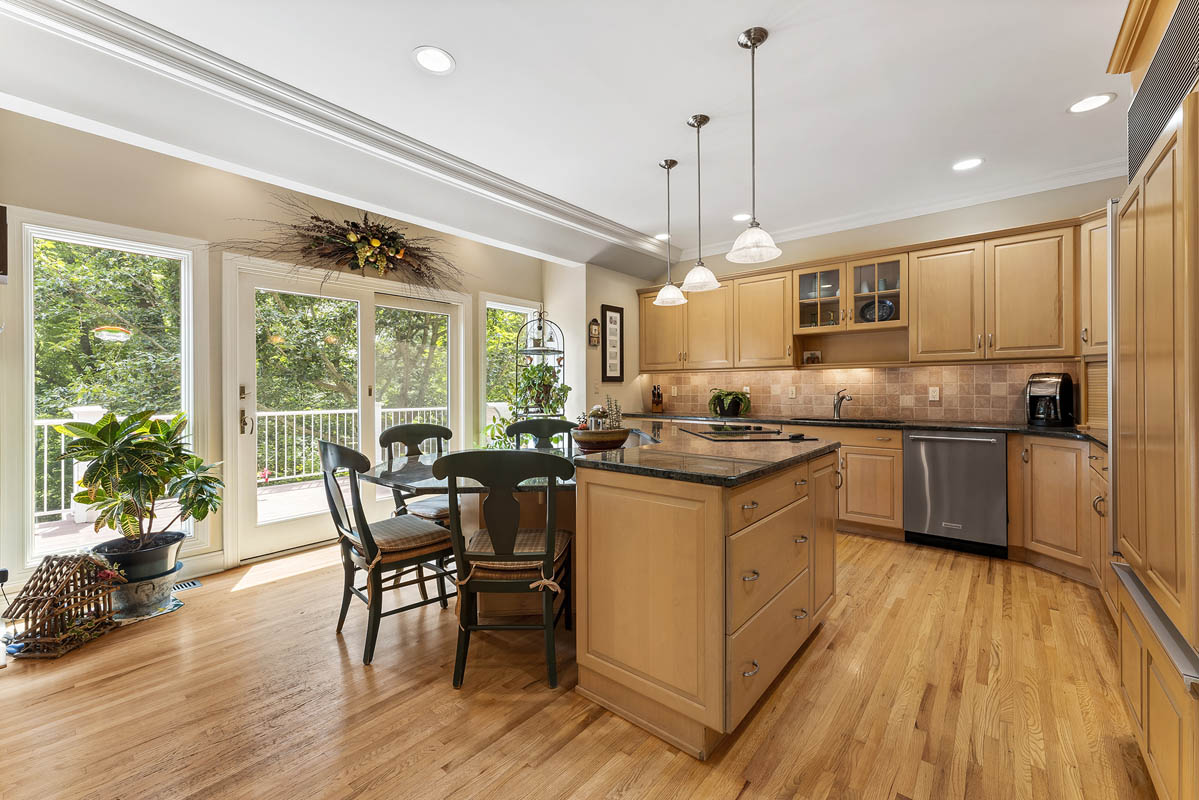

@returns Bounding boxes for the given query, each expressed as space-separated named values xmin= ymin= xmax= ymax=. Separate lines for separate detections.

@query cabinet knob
xmin=742 ymin=660 xmax=760 ymax=677
xmin=741 ymin=501 xmax=759 ymax=510
xmin=794 ymin=536 xmax=808 ymax=544
xmin=794 ymin=609 xmax=809 ymax=620
xmin=742 ymin=569 xmax=761 ymax=582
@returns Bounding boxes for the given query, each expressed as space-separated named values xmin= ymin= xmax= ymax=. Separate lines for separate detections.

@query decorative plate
xmin=860 ymin=298 xmax=896 ymax=323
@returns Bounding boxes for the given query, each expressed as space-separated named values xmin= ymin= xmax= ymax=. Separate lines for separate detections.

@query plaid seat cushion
xmin=406 ymin=495 xmax=451 ymax=520
xmin=354 ymin=514 xmax=451 ymax=556
xmin=466 ymin=528 xmax=571 ymax=580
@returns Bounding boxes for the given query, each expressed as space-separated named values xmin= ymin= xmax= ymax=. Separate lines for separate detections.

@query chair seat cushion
xmin=406 ymin=495 xmax=451 ymax=520
xmin=466 ymin=528 xmax=571 ymax=581
xmin=352 ymin=514 xmax=451 ymax=559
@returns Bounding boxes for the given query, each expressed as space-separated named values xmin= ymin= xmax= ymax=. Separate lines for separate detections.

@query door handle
xmin=909 ymin=435 xmax=998 ymax=444
xmin=834 ymin=470 xmax=844 ymax=489
xmin=1093 ymin=495 xmax=1106 ymax=517
xmin=239 ymin=408 xmax=255 ymax=435
xmin=1081 ymin=327 xmax=1089 ymax=343
xmin=787 ymin=344 xmax=792 ymax=357
xmin=988 ymin=332 xmax=993 ymax=349
xmin=742 ymin=660 xmax=760 ymax=677
xmin=742 ymin=570 xmax=761 ymax=582
xmin=794 ymin=536 xmax=808 ymax=544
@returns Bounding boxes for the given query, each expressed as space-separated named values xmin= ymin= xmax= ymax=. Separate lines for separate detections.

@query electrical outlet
xmin=743 ymin=386 xmax=750 ymax=394
xmin=929 ymin=386 xmax=940 ymax=401
xmin=788 ymin=386 xmax=797 ymax=399
xmin=671 ymin=385 xmax=677 ymax=397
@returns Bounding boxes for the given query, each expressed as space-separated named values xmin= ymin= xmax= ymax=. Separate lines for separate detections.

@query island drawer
xmin=727 ymin=496 xmax=811 ymax=632
xmin=726 ymin=567 xmax=812 ymax=729
xmin=785 ymin=425 xmax=901 ymax=450
xmin=727 ymin=462 xmax=810 ymax=532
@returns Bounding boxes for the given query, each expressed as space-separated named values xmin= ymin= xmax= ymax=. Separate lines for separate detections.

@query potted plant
xmin=515 ymin=362 xmax=571 ymax=415
xmin=709 ymin=388 xmax=751 ymax=418
xmin=57 ymin=411 xmax=223 ymax=615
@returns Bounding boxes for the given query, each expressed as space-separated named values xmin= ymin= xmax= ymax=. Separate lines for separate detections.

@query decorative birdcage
xmin=2 ymin=554 xmax=125 ymax=658
xmin=514 ymin=308 xmax=567 ymax=419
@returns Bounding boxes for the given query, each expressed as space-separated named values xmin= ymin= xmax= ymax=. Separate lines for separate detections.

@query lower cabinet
xmin=838 ymin=446 xmax=903 ymax=529
xmin=1009 ymin=435 xmax=1090 ymax=572
xmin=809 ymin=452 xmax=839 ymax=624
xmin=1118 ymin=576 xmax=1198 ymax=800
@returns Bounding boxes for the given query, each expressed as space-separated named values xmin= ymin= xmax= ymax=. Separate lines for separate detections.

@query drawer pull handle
xmin=794 ymin=609 xmax=808 ymax=620
xmin=1102 ymin=466 xmax=1109 ymax=472
xmin=794 ymin=536 xmax=808 ymax=544
xmin=795 ymin=479 xmax=807 ymax=486
xmin=875 ymin=436 xmax=891 ymax=441
xmin=742 ymin=570 xmax=760 ymax=582
xmin=742 ymin=660 xmax=760 ymax=678
xmin=741 ymin=501 xmax=759 ymax=510
xmin=834 ymin=471 xmax=844 ymax=490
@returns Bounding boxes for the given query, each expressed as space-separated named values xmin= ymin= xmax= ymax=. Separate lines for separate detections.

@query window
xmin=28 ymin=228 xmax=192 ymax=555
xmin=483 ymin=300 xmax=536 ymax=437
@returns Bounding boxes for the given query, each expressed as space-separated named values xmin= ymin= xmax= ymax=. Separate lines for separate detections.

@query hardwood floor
xmin=0 ymin=535 xmax=1154 ymax=800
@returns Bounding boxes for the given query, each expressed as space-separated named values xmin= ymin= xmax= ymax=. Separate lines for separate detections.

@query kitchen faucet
xmin=834 ymin=388 xmax=852 ymax=420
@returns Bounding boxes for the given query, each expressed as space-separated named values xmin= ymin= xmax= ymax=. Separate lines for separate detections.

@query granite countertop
xmin=574 ymin=426 xmax=839 ymax=487
xmin=625 ymin=411 xmax=1108 ymax=447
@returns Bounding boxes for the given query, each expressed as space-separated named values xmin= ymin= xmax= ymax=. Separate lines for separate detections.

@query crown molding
xmin=0 ymin=0 xmax=666 ymax=260
xmin=677 ymin=157 xmax=1127 ymax=262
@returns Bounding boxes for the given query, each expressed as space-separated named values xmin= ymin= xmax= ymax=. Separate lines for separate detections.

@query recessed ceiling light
xmin=952 ymin=157 xmax=984 ymax=171
xmin=412 ymin=45 xmax=456 ymax=75
xmin=732 ymin=213 xmax=752 ymax=222
xmin=1069 ymin=93 xmax=1116 ymax=113
xmin=655 ymin=233 xmax=670 ymax=241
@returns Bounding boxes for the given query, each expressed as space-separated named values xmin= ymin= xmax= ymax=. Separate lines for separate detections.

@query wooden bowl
xmin=570 ymin=427 xmax=630 ymax=453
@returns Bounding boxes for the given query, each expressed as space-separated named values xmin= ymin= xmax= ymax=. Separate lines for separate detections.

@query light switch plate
xmin=788 ymin=386 xmax=797 ymax=399
xmin=743 ymin=386 xmax=750 ymax=393
xmin=929 ymin=386 xmax=940 ymax=401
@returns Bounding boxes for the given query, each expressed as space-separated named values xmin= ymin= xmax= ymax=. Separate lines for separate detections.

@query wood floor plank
xmin=0 ymin=534 xmax=1156 ymax=799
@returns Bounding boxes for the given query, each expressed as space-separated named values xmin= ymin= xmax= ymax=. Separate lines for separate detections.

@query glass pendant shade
xmin=726 ymin=222 xmax=781 ymax=264
xmin=681 ymin=262 xmax=720 ymax=292
xmin=653 ymin=282 xmax=686 ymax=306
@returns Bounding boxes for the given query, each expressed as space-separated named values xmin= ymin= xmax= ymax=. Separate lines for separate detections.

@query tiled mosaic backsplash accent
xmin=641 ymin=362 xmax=1081 ymax=424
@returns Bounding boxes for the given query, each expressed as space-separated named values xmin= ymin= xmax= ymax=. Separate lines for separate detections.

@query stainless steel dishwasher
xmin=903 ymin=430 xmax=1008 ymax=557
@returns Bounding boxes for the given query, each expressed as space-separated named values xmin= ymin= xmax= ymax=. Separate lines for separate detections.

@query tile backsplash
xmin=641 ymin=362 xmax=1081 ymax=425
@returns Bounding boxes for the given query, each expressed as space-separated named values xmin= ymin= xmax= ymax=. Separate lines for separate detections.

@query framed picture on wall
xmin=601 ymin=304 xmax=623 ymax=382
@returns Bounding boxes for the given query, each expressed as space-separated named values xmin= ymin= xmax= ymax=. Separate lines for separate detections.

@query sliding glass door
xmin=236 ymin=268 xmax=459 ymax=560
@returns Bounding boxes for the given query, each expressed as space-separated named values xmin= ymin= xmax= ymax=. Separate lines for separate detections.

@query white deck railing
xmin=33 ymin=406 xmax=450 ymax=518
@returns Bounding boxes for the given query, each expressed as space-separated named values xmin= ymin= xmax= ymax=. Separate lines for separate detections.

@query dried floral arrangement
xmin=218 ymin=196 xmax=462 ymax=290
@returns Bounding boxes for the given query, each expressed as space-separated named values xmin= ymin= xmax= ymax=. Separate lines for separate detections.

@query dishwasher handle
xmin=908 ymin=434 xmax=999 ymax=444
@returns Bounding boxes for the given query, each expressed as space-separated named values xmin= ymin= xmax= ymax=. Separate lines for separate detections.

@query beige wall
xmin=585 ymin=264 xmax=645 ymax=414
xmin=668 ymin=176 xmax=1126 ymax=281
xmin=0 ymin=109 xmax=547 ymax=560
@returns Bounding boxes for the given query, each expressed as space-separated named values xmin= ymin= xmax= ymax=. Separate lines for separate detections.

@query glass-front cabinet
xmin=846 ymin=254 xmax=908 ymax=331
xmin=793 ymin=263 xmax=847 ymax=332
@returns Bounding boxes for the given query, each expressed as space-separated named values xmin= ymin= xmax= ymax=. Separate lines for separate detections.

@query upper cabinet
xmin=639 ymin=293 xmax=685 ymax=371
xmin=984 ymin=228 xmax=1076 ymax=360
xmin=683 ymin=284 xmax=734 ymax=369
xmin=847 ymin=254 xmax=908 ymax=332
xmin=908 ymin=242 xmax=985 ymax=362
xmin=734 ymin=272 xmax=794 ymax=368
xmin=794 ymin=263 xmax=846 ymax=332
xmin=1079 ymin=214 xmax=1110 ymax=357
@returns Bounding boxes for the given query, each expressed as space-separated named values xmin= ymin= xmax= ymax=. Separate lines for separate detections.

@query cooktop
xmin=678 ymin=423 xmax=821 ymax=443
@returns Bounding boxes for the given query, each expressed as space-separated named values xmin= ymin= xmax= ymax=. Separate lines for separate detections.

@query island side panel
xmin=575 ymin=469 xmax=726 ymax=734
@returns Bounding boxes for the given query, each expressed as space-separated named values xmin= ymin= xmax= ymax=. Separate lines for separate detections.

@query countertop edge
xmin=625 ymin=412 xmax=1107 ymax=447
xmin=573 ymin=441 xmax=840 ymax=487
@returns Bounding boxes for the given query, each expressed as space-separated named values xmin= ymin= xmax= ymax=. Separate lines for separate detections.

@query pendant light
xmin=652 ymin=158 xmax=686 ymax=306
xmin=681 ymin=114 xmax=721 ymax=292
xmin=726 ymin=27 xmax=781 ymax=264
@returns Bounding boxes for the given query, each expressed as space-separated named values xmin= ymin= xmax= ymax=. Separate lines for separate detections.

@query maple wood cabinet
xmin=837 ymin=446 xmax=903 ymax=529
xmin=1079 ymin=213 xmax=1110 ymax=357
xmin=639 ymin=293 xmax=685 ymax=371
xmin=639 ymin=286 xmax=734 ymax=371
xmin=733 ymin=272 xmax=793 ymax=368
xmin=984 ymin=227 xmax=1076 ymax=360
xmin=908 ymin=242 xmax=986 ymax=362
xmin=794 ymin=263 xmax=847 ymax=332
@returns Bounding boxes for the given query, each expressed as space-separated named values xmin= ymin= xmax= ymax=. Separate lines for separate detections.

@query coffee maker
xmin=1024 ymin=373 xmax=1074 ymax=427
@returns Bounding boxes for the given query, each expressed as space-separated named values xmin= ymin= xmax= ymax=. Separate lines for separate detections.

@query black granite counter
xmin=625 ymin=412 xmax=1107 ymax=447
xmin=573 ymin=426 xmax=839 ymax=487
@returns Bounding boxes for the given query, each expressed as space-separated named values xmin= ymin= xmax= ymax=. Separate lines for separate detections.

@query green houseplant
xmin=708 ymin=388 xmax=751 ymax=418
xmin=515 ymin=362 xmax=571 ymax=416
xmin=57 ymin=410 xmax=223 ymax=583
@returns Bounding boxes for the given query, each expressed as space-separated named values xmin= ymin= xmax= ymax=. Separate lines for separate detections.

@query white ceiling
xmin=1 ymin=0 xmax=1129 ymax=271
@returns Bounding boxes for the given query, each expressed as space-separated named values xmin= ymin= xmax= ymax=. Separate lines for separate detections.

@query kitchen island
xmin=573 ymin=427 xmax=841 ymax=759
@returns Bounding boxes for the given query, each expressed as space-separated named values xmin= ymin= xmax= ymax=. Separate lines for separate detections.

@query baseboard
xmin=836 ymin=520 xmax=904 ymax=541
xmin=1008 ymin=546 xmax=1097 ymax=587
xmin=178 ymin=550 xmax=230 ymax=581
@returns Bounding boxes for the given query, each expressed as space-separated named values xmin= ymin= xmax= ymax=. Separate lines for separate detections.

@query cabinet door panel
xmin=734 ymin=272 xmax=793 ymax=367
xmin=1088 ymin=472 xmax=1107 ymax=586
xmin=1119 ymin=604 xmax=1145 ymax=733
xmin=838 ymin=446 xmax=903 ymax=529
xmin=985 ymin=228 xmax=1076 ymax=359
xmin=809 ymin=453 xmax=838 ymax=623
xmin=794 ymin=264 xmax=846 ymax=332
xmin=1115 ymin=187 xmax=1143 ymax=568
xmin=639 ymin=293 xmax=684 ymax=371
xmin=683 ymin=284 xmax=733 ymax=369
xmin=1080 ymin=216 xmax=1109 ymax=356
xmin=1145 ymin=658 xmax=1184 ymax=800
xmin=1139 ymin=133 xmax=1187 ymax=632
xmin=1022 ymin=437 xmax=1088 ymax=567
xmin=908 ymin=242 xmax=985 ymax=361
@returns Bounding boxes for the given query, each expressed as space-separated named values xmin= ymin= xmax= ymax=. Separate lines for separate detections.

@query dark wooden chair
xmin=319 ymin=440 xmax=455 ymax=665
xmin=380 ymin=423 xmax=454 ymax=523
xmin=432 ymin=449 xmax=575 ymax=688
xmin=505 ymin=417 xmax=576 ymax=454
